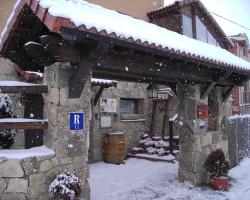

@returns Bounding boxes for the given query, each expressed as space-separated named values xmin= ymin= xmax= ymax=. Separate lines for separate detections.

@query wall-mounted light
xmin=146 ymin=84 xmax=159 ymax=99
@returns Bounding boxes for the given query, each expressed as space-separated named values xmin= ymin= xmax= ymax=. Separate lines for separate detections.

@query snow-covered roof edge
xmin=1 ymin=0 xmax=250 ymax=73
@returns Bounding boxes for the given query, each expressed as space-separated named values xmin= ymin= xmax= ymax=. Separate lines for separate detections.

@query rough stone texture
xmin=0 ymin=62 xmax=91 ymax=200
xmin=1 ymin=193 xmax=27 ymax=200
xmin=0 ymin=160 xmax=24 ymax=177
xmin=43 ymin=62 xmax=91 ymax=200
xmin=176 ymin=84 xmax=229 ymax=185
xmin=39 ymin=160 xmax=52 ymax=172
xmin=0 ymin=178 xmax=7 ymax=193
xmin=89 ymin=81 xmax=149 ymax=162
xmin=6 ymin=178 xmax=28 ymax=193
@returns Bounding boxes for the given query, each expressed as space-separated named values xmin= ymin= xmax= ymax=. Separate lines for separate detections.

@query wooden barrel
xmin=103 ymin=132 xmax=125 ymax=164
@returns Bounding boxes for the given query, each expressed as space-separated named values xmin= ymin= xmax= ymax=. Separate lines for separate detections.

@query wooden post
xmin=161 ymin=99 xmax=170 ymax=138
xmin=169 ymin=120 xmax=174 ymax=154
xmin=150 ymin=100 xmax=157 ymax=137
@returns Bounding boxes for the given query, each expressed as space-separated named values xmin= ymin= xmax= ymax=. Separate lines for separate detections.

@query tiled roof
xmin=91 ymin=78 xmax=117 ymax=87
xmin=0 ymin=0 xmax=250 ymax=74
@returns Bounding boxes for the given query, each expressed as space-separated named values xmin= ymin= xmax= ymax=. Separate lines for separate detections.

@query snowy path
xmin=89 ymin=158 xmax=238 ymax=200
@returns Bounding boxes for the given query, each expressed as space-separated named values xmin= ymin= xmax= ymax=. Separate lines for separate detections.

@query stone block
xmin=29 ymin=183 xmax=47 ymax=199
xmin=40 ymin=160 xmax=52 ymax=172
xmin=0 ymin=160 xmax=24 ymax=178
xmin=59 ymin=88 xmax=68 ymax=105
xmin=51 ymin=158 xmax=59 ymax=167
xmin=0 ymin=58 xmax=16 ymax=75
xmin=29 ymin=173 xmax=46 ymax=185
xmin=215 ymin=140 xmax=228 ymax=154
xmin=47 ymin=103 xmax=58 ymax=127
xmin=21 ymin=157 xmax=39 ymax=175
xmin=201 ymin=133 xmax=212 ymax=147
xmin=60 ymin=157 xmax=72 ymax=165
xmin=6 ymin=178 xmax=28 ymax=193
xmin=0 ymin=178 xmax=7 ymax=193
xmin=1 ymin=193 xmax=26 ymax=200
xmin=48 ymin=87 xmax=60 ymax=104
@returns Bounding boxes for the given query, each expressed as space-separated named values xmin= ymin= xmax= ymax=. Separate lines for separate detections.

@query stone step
xmin=128 ymin=153 xmax=176 ymax=163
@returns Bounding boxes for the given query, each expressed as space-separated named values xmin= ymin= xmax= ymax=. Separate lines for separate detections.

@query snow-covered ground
xmin=89 ymin=158 xmax=250 ymax=200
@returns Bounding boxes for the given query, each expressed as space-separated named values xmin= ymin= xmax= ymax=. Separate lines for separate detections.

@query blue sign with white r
xmin=69 ymin=112 xmax=84 ymax=131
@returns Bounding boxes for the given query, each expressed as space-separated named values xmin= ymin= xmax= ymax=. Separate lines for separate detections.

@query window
xmin=196 ymin=16 xmax=219 ymax=47
xmin=119 ymin=98 xmax=145 ymax=121
xmin=182 ymin=14 xmax=193 ymax=38
xmin=196 ymin=16 xmax=207 ymax=42
xmin=207 ymin=31 xmax=216 ymax=46
xmin=120 ymin=99 xmax=138 ymax=114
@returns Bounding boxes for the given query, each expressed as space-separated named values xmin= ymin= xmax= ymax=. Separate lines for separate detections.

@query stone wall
xmin=0 ymin=153 xmax=56 ymax=200
xmin=89 ymin=81 xmax=150 ymax=162
xmin=0 ymin=58 xmax=25 ymax=149
xmin=150 ymin=95 xmax=178 ymax=137
xmin=43 ymin=62 xmax=91 ymax=199
xmin=0 ymin=61 xmax=91 ymax=199
xmin=176 ymin=84 xmax=229 ymax=185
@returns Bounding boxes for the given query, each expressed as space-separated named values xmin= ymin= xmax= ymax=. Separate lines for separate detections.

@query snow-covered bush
xmin=146 ymin=147 xmax=157 ymax=154
xmin=0 ymin=94 xmax=15 ymax=149
xmin=49 ymin=171 xmax=82 ymax=200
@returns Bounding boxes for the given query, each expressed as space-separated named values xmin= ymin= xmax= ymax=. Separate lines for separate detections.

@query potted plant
xmin=204 ymin=149 xmax=230 ymax=190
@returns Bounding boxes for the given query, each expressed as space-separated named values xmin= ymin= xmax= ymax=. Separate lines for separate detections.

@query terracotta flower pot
xmin=210 ymin=176 xmax=229 ymax=190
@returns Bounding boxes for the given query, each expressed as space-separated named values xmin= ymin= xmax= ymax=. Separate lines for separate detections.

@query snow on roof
xmin=91 ymin=78 xmax=115 ymax=84
xmin=164 ymin=0 xmax=182 ymax=7
xmin=37 ymin=0 xmax=250 ymax=71
xmin=0 ymin=145 xmax=55 ymax=159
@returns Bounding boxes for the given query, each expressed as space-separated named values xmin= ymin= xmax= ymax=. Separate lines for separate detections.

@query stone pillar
xmin=208 ymin=87 xmax=223 ymax=132
xmin=43 ymin=62 xmax=92 ymax=200
xmin=176 ymin=84 xmax=229 ymax=185
xmin=176 ymin=84 xmax=209 ymax=185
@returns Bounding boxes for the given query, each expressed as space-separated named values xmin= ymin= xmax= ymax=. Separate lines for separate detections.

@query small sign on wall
xmin=100 ymin=115 xmax=112 ymax=128
xmin=197 ymin=105 xmax=208 ymax=118
xmin=69 ymin=112 xmax=84 ymax=131
xmin=100 ymin=99 xmax=117 ymax=113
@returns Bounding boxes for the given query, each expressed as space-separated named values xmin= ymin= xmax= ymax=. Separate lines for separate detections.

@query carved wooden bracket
xmin=94 ymin=86 xmax=105 ymax=106
xmin=222 ymin=85 xmax=235 ymax=103
xmin=201 ymin=71 xmax=232 ymax=99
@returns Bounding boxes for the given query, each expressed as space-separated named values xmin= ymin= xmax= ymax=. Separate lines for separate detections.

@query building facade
xmin=229 ymin=33 xmax=250 ymax=114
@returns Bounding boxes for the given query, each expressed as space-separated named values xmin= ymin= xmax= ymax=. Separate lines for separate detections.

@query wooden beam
xmin=222 ymin=86 xmax=235 ymax=103
xmin=162 ymin=99 xmax=170 ymax=138
xmin=60 ymin=26 xmax=250 ymax=78
xmin=69 ymin=42 xmax=112 ymax=98
xmin=169 ymin=120 xmax=174 ymax=155
xmin=201 ymin=82 xmax=216 ymax=99
xmin=0 ymin=81 xmax=48 ymax=94
xmin=201 ymin=71 xmax=232 ymax=99
xmin=150 ymin=100 xmax=157 ymax=136
xmin=0 ymin=118 xmax=48 ymax=130
xmin=94 ymin=86 xmax=105 ymax=106
xmin=24 ymin=42 xmax=55 ymax=66
xmin=167 ymin=83 xmax=177 ymax=96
